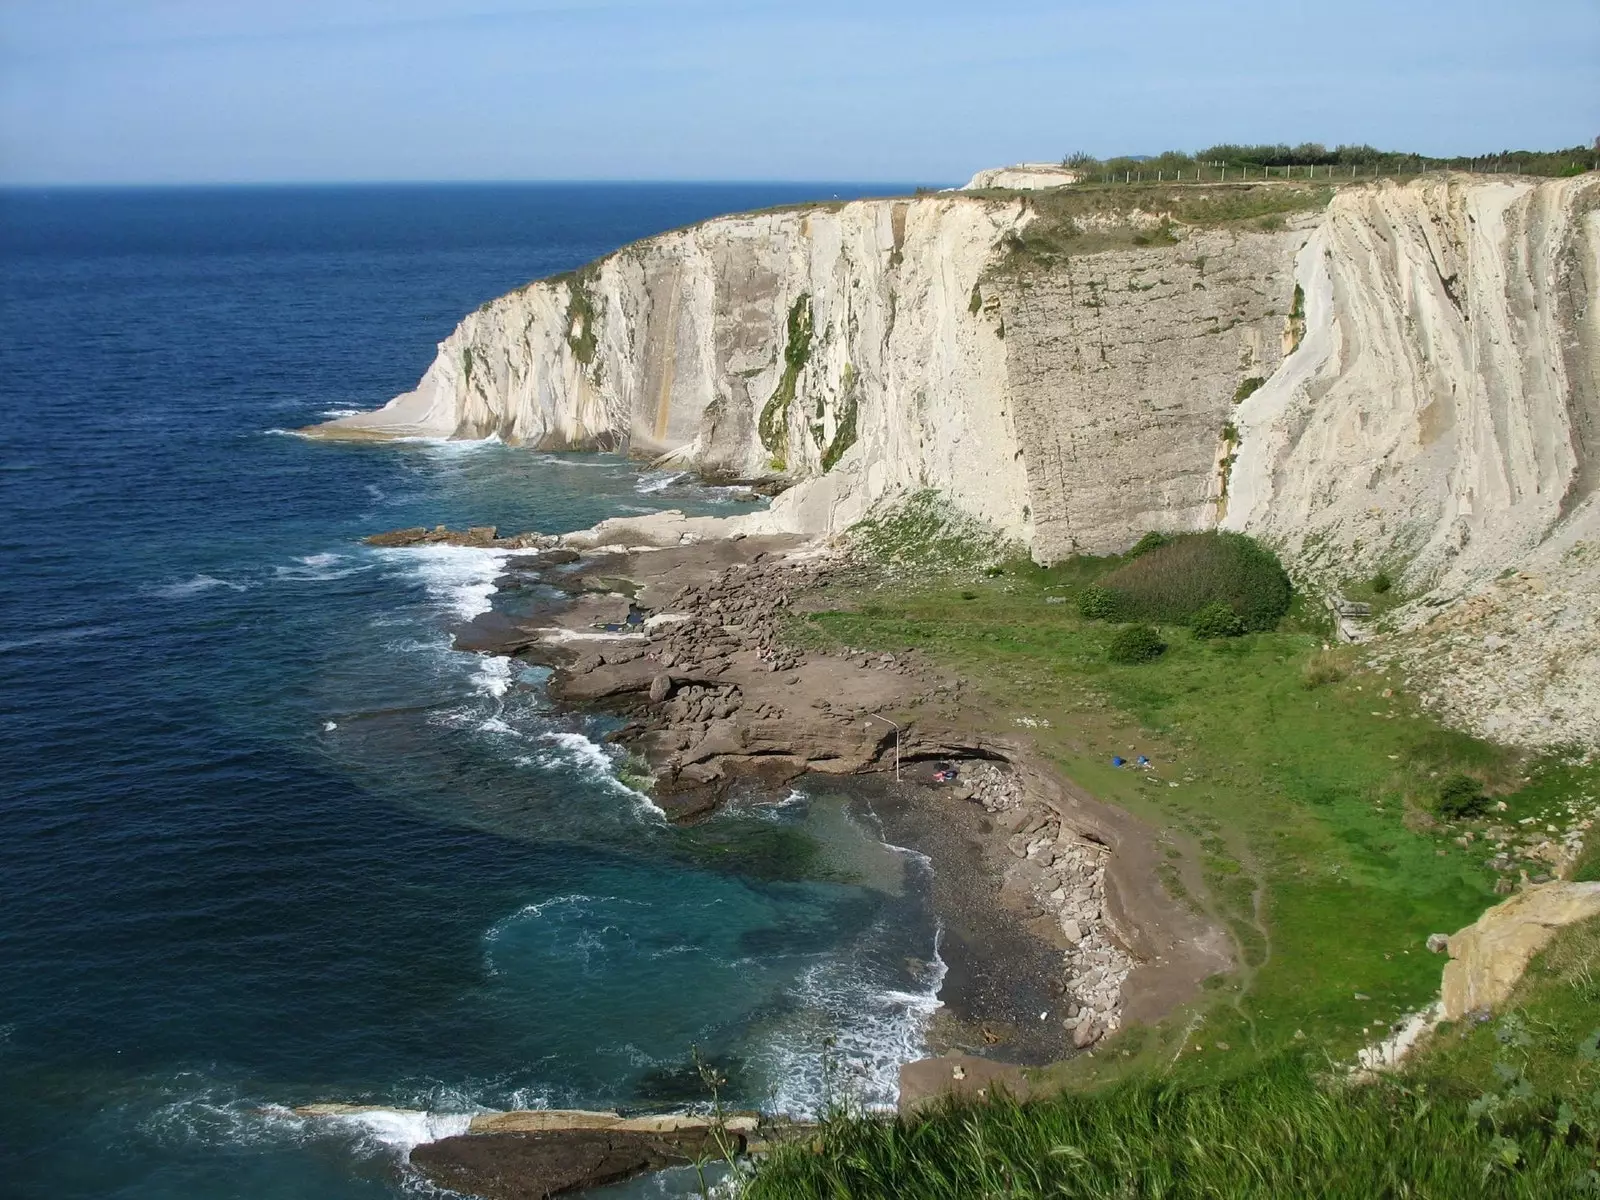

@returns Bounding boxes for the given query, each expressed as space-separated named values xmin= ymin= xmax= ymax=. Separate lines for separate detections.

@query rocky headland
xmin=315 ymin=166 xmax=1600 ymax=1195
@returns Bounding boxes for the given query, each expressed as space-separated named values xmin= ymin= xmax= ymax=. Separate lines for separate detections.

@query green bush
xmin=1437 ymin=773 xmax=1490 ymax=820
xmin=1371 ymin=571 xmax=1393 ymax=594
xmin=1233 ymin=376 xmax=1266 ymax=403
xmin=1129 ymin=531 xmax=1169 ymax=557
xmin=1092 ymin=532 xmax=1292 ymax=632
xmin=1079 ymin=585 xmax=1122 ymax=620
xmin=1191 ymin=600 xmax=1246 ymax=639
xmin=1108 ymin=624 xmax=1166 ymax=664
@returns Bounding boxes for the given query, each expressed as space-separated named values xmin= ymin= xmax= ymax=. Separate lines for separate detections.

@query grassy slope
xmin=794 ymin=557 xmax=1598 ymax=1078
xmin=744 ymin=545 xmax=1600 ymax=1196
xmin=746 ymin=920 xmax=1600 ymax=1198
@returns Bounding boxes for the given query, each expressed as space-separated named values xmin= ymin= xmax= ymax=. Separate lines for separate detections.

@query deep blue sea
xmin=0 ymin=184 xmax=943 ymax=1198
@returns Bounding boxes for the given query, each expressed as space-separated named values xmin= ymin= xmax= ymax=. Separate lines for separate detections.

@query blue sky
xmin=2 ymin=0 xmax=1595 ymax=184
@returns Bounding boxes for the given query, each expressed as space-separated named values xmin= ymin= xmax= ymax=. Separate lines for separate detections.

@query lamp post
xmin=864 ymin=715 xmax=901 ymax=782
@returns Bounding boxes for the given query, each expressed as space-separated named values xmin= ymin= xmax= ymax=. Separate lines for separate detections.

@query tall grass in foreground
xmin=744 ymin=1055 xmax=1599 ymax=1198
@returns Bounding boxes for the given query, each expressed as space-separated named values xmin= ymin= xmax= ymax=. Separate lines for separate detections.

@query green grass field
xmin=740 ymin=534 xmax=1600 ymax=1196
xmin=792 ymin=555 xmax=1598 ymax=1076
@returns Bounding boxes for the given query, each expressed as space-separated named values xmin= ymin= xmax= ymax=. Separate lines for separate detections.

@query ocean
xmin=0 ymin=183 xmax=943 ymax=1198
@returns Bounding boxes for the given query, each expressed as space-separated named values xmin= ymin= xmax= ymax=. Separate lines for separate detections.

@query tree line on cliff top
xmin=1062 ymin=142 xmax=1598 ymax=178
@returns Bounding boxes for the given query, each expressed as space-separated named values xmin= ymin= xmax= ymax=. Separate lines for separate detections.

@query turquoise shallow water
xmin=0 ymin=184 xmax=941 ymax=1198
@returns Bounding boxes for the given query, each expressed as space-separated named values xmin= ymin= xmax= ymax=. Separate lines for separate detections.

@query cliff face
xmin=1226 ymin=176 xmax=1600 ymax=596
xmin=317 ymin=196 xmax=1036 ymax=540
xmin=314 ymin=174 xmax=1600 ymax=745
xmin=1223 ymin=177 xmax=1600 ymax=745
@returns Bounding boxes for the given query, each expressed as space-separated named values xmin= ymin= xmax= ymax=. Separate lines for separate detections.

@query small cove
xmin=0 ymin=183 xmax=939 ymax=1198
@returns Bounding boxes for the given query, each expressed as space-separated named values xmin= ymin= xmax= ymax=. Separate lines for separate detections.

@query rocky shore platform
xmin=295 ymin=1105 xmax=769 ymax=1199
xmin=361 ymin=517 xmax=1233 ymax=1190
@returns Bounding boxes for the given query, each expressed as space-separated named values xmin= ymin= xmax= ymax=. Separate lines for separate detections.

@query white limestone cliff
xmin=312 ymin=173 xmax=1600 ymax=745
xmin=961 ymin=163 xmax=1084 ymax=191
xmin=315 ymin=196 xmax=1037 ymax=542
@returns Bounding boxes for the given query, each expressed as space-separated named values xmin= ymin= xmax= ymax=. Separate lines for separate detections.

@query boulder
xmin=411 ymin=1128 xmax=738 ymax=1200
xmin=648 ymin=673 xmax=674 ymax=702
xmin=1440 ymin=882 xmax=1600 ymax=1021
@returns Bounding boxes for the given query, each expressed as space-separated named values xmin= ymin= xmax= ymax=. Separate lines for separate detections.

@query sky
xmin=1 ymin=0 xmax=1595 ymax=185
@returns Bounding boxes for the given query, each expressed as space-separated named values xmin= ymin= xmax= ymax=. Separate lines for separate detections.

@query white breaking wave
xmin=319 ymin=408 xmax=363 ymax=419
xmin=149 ymin=574 xmax=250 ymax=599
xmin=527 ymin=732 xmax=666 ymax=820
xmin=374 ymin=543 xmax=509 ymax=621
xmin=471 ymin=654 xmax=514 ymax=699
xmin=635 ymin=470 xmax=688 ymax=494
xmin=274 ymin=552 xmax=372 ymax=582
xmin=762 ymin=924 xmax=946 ymax=1117
xmin=483 ymin=893 xmax=602 ymax=947
xmin=755 ymin=829 xmax=946 ymax=1117
xmin=753 ymin=789 xmax=808 ymax=822
xmin=144 ymin=1085 xmax=485 ymax=1166
xmin=0 ymin=625 xmax=115 ymax=652
xmin=392 ymin=432 xmax=505 ymax=450
xmin=317 ymin=1107 xmax=475 ymax=1159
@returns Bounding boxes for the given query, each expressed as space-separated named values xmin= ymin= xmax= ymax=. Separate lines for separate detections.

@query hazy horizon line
xmin=0 ymin=177 xmax=950 ymax=191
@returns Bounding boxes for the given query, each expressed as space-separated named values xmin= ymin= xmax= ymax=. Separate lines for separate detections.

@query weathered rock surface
xmin=411 ymin=1129 xmax=705 ymax=1199
xmin=364 ymin=524 xmax=557 ymax=550
xmin=961 ymin=163 xmax=1084 ymax=191
xmin=1439 ymin=881 xmax=1600 ymax=1020
xmin=312 ymin=194 xmax=1034 ymax=542
xmin=1229 ymin=176 xmax=1600 ymax=747
xmin=295 ymin=1106 xmax=754 ymax=1200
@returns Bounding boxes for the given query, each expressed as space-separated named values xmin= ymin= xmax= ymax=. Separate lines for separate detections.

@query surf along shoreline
xmin=332 ymin=508 xmax=1233 ymax=1194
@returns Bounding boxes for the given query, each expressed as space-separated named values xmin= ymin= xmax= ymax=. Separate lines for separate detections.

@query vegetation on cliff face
xmin=564 ymin=271 xmax=600 ymax=365
xmin=1062 ymin=142 xmax=1600 ymax=179
xmin=757 ymin=294 xmax=814 ymax=469
xmin=1233 ymin=375 xmax=1266 ymax=403
xmin=989 ymin=183 xmax=1329 ymax=269
xmin=1286 ymin=281 xmax=1307 ymax=353
xmin=845 ymin=490 xmax=1019 ymax=570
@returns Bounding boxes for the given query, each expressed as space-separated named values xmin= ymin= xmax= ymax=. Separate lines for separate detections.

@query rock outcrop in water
xmin=312 ymin=174 xmax=1600 ymax=745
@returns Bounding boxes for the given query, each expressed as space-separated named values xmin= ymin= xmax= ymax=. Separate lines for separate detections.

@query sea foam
xmin=149 ymin=574 xmax=250 ymax=598
xmin=531 ymin=731 xmax=665 ymax=819
xmin=374 ymin=543 xmax=509 ymax=621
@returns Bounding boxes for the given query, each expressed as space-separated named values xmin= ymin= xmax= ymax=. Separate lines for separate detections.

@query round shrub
xmin=1108 ymin=624 xmax=1166 ymax=664
xmin=1191 ymin=600 xmax=1247 ymax=639
xmin=1091 ymin=532 xmax=1292 ymax=632
xmin=1129 ymin=531 xmax=1170 ymax=557
xmin=1079 ymin=585 xmax=1122 ymax=620
xmin=1371 ymin=571 xmax=1393 ymax=595
xmin=1436 ymin=773 xmax=1489 ymax=820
